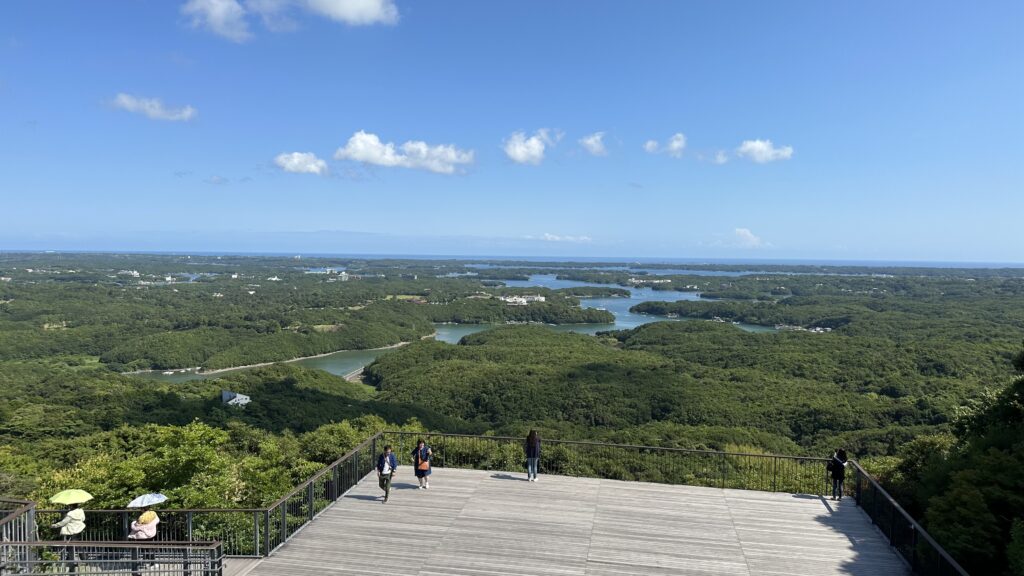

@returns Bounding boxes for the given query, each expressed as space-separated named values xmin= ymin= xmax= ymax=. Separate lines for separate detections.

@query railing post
xmin=280 ymin=502 xmax=287 ymax=544
xmin=263 ymin=509 xmax=271 ymax=556
xmin=854 ymin=467 xmax=862 ymax=506
xmin=131 ymin=545 xmax=142 ymax=576
xmin=121 ymin=511 xmax=130 ymax=539
xmin=910 ymin=524 xmax=919 ymax=571
xmin=211 ymin=544 xmax=223 ymax=576
xmin=252 ymin=511 xmax=260 ymax=556
xmin=719 ymin=452 xmax=726 ymax=488
xmin=186 ymin=511 xmax=194 ymax=542
xmin=771 ymin=457 xmax=778 ymax=492
xmin=307 ymin=482 xmax=315 ymax=522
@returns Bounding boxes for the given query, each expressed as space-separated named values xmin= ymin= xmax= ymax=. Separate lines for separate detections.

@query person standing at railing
xmin=51 ymin=504 xmax=86 ymax=540
xmin=829 ymin=448 xmax=849 ymax=500
xmin=413 ymin=439 xmax=433 ymax=490
xmin=377 ymin=445 xmax=398 ymax=503
xmin=128 ymin=510 xmax=160 ymax=568
xmin=128 ymin=509 xmax=159 ymax=540
xmin=524 ymin=430 xmax=541 ymax=482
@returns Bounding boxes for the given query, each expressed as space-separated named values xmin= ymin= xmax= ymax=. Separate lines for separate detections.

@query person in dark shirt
xmin=830 ymin=448 xmax=848 ymax=500
xmin=524 ymin=430 xmax=541 ymax=482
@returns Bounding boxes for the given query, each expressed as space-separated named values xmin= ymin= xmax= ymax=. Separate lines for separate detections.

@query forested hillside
xmin=2 ymin=253 xmax=1023 ymax=574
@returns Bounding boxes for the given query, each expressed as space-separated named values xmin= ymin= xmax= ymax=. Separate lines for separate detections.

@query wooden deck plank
xmin=246 ymin=468 xmax=911 ymax=576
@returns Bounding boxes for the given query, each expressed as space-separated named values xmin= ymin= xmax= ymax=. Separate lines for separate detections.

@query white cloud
xmin=504 ymin=129 xmax=555 ymax=165
xmin=304 ymin=0 xmax=399 ymax=25
xmin=666 ymin=133 xmax=686 ymax=158
xmin=204 ymin=175 xmax=229 ymax=185
xmin=736 ymin=139 xmax=794 ymax=163
xmin=185 ymin=0 xmax=397 ymax=40
xmin=245 ymin=0 xmax=298 ymax=31
xmin=734 ymin=228 xmax=764 ymax=248
xmin=643 ymin=133 xmax=686 ymax=157
xmin=275 ymin=151 xmax=328 ymax=175
xmin=112 ymin=93 xmax=197 ymax=121
xmin=527 ymin=233 xmax=593 ymax=243
xmin=334 ymin=130 xmax=474 ymax=174
xmin=713 ymin=150 xmax=729 ymax=165
xmin=182 ymin=0 xmax=251 ymax=42
xmin=578 ymin=132 xmax=607 ymax=156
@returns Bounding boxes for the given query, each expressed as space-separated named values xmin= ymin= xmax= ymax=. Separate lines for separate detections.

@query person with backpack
xmin=829 ymin=448 xmax=848 ymax=500
xmin=377 ymin=445 xmax=398 ymax=503
xmin=524 ymin=430 xmax=541 ymax=482
xmin=412 ymin=439 xmax=432 ymax=490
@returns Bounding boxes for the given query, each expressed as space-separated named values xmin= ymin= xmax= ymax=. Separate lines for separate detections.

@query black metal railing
xmin=0 ymin=540 xmax=222 ymax=575
xmin=1 ymin=497 xmax=37 ymax=573
xmin=35 ymin=509 xmax=263 ymax=557
xmin=10 ymin=431 xmax=970 ymax=576
xmin=850 ymin=462 xmax=969 ymax=576
xmin=261 ymin=432 xmax=377 ymax=555
xmin=381 ymin=431 xmax=833 ymax=494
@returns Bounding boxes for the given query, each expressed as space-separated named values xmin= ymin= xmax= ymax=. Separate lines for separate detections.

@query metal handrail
xmin=848 ymin=461 xmax=970 ymax=575
xmin=381 ymin=430 xmax=833 ymax=460
xmin=265 ymin=432 xmax=380 ymax=510
xmin=0 ymin=539 xmax=224 ymax=576
xmin=8 ymin=431 xmax=969 ymax=575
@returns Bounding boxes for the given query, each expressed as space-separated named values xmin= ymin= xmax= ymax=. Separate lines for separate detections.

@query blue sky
xmin=1 ymin=1 xmax=1021 ymax=262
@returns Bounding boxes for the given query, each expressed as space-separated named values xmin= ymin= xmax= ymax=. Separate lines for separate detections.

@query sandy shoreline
xmin=125 ymin=340 xmax=412 ymax=378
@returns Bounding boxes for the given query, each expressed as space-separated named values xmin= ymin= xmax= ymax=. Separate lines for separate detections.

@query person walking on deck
xmin=413 ymin=439 xmax=432 ymax=489
xmin=524 ymin=430 xmax=541 ymax=482
xmin=377 ymin=445 xmax=398 ymax=503
xmin=829 ymin=448 xmax=849 ymax=500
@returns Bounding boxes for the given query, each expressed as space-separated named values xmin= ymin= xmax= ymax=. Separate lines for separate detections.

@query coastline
xmin=124 ymin=340 xmax=411 ymax=378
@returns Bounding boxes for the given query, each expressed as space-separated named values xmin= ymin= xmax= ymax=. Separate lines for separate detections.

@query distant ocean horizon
xmin=4 ymin=249 xmax=1023 ymax=269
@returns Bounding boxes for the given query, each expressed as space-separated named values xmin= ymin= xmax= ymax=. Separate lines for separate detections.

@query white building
xmin=221 ymin=390 xmax=251 ymax=407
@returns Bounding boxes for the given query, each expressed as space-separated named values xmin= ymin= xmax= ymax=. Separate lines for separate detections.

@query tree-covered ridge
xmin=365 ymin=321 xmax=1014 ymax=457
xmin=0 ymin=255 xmax=612 ymax=371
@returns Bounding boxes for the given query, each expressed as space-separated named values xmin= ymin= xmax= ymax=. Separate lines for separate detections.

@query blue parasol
xmin=126 ymin=493 xmax=168 ymax=508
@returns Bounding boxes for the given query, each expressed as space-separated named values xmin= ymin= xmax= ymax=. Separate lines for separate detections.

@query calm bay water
xmin=136 ymin=274 xmax=772 ymax=383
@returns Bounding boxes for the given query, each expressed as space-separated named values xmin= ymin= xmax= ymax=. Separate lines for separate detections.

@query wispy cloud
xmin=734 ymin=228 xmax=765 ymax=248
xmin=274 ymin=151 xmax=328 ymax=175
xmin=183 ymin=0 xmax=398 ymax=42
xmin=504 ymin=129 xmax=557 ymax=165
xmin=736 ymin=139 xmax=793 ymax=163
xmin=334 ymin=130 xmax=474 ymax=174
xmin=182 ymin=0 xmax=251 ymax=42
xmin=112 ymin=93 xmax=197 ymax=122
xmin=526 ymin=232 xmax=593 ymax=243
xmin=301 ymin=0 xmax=399 ymax=25
xmin=578 ymin=132 xmax=607 ymax=156
xmin=643 ymin=133 xmax=686 ymax=157
xmin=713 ymin=150 xmax=729 ymax=165
xmin=204 ymin=175 xmax=229 ymax=185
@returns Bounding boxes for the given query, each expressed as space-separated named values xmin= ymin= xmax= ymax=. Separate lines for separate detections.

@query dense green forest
xmin=2 ymin=253 xmax=1023 ymax=574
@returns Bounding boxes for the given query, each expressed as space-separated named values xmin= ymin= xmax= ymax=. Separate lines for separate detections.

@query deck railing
xmin=849 ymin=462 xmax=969 ymax=576
xmin=11 ymin=431 xmax=970 ymax=575
xmin=1 ymin=497 xmax=37 ymax=573
xmin=380 ymin=431 xmax=833 ymax=493
xmin=0 ymin=540 xmax=222 ymax=575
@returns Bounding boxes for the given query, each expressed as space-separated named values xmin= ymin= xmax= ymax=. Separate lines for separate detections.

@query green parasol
xmin=49 ymin=489 xmax=94 ymax=505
